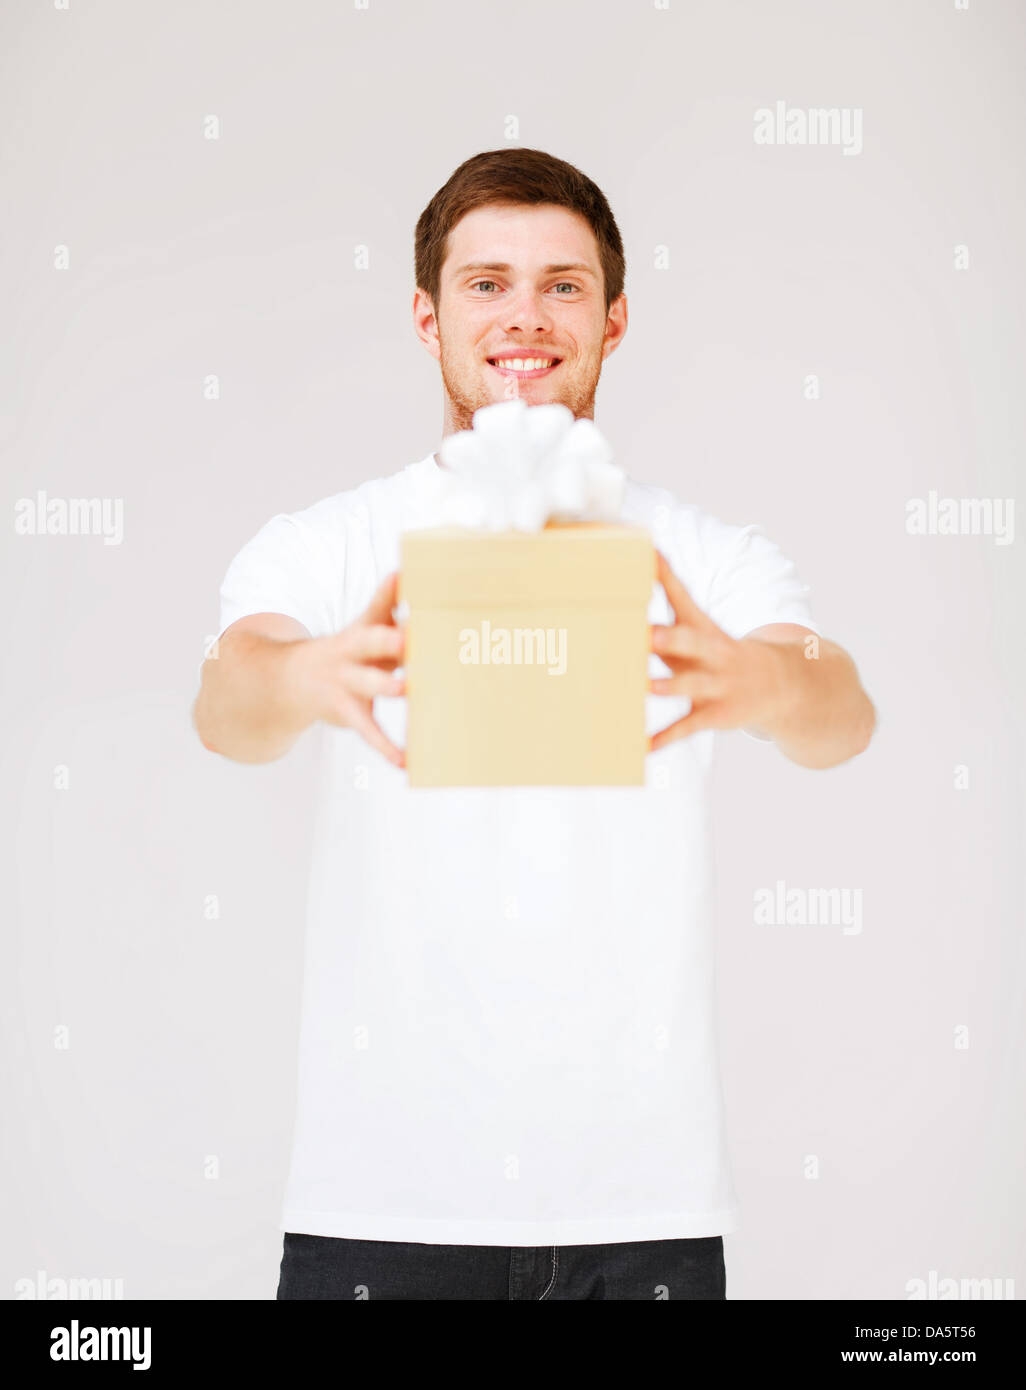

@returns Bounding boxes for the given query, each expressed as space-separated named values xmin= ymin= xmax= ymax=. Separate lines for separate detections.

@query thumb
xmin=360 ymin=569 xmax=400 ymax=626
xmin=655 ymin=549 xmax=711 ymax=629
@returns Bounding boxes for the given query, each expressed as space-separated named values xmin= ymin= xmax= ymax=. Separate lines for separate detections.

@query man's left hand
xmin=648 ymin=549 xmax=784 ymax=751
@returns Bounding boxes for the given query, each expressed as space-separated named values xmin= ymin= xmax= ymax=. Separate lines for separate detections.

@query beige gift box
xmin=398 ymin=521 xmax=655 ymax=787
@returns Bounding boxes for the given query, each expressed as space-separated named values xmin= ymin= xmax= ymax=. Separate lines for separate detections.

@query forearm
xmin=193 ymin=632 xmax=315 ymax=764
xmin=748 ymin=636 xmax=876 ymax=770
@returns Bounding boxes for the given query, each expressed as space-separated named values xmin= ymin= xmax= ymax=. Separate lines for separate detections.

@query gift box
xmin=399 ymin=520 xmax=654 ymax=787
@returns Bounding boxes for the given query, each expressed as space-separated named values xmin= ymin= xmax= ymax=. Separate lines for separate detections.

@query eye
xmin=470 ymin=280 xmax=581 ymax=295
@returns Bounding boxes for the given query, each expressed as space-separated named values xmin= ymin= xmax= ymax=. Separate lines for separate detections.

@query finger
xmin=345 ymin=623 xmax=405 ymax=664
xmin=654 ymin=550 xmax=714 ymax=630
xmin=344 ymin=664 xmax=405 ymax=700
xmin=363 ymin=653 xmax=404 ymax=673
xmin=346 ymin=704 xmax=406 ymax=768
xmin=360 ymin=569 xmax=400 ymax=627
xmin=650 ymin=622 xmax=710 ymax=663
xmin=648 ymin=671 xmax=718 ymax=700
xmin=649 ymin=705 xmax=719 ymax=751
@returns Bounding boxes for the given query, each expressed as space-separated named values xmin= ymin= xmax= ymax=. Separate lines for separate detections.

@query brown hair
xmin=415 ymin=148 xmax=626 ymax=317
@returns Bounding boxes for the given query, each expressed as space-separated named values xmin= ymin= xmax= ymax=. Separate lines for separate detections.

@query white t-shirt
xmin=213 ymin=453 xmax=820 ymax=1246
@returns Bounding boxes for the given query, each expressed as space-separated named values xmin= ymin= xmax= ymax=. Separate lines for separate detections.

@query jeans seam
xmin=537 ymin=1246 xmax=558 ymax=1300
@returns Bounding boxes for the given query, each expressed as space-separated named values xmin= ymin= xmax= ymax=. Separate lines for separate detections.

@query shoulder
xmin=620 ymin=474 xmax=749 ymax=601
xmin=287 ymin=461 xmax=419 ymax=543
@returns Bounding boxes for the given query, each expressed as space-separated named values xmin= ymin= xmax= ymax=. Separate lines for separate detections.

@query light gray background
xmin=2 ymin=0 xmax=1022 ymax=1299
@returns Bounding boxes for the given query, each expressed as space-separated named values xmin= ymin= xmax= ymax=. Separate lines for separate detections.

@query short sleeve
xmin=208 ymin=512 xmax=338 ymax=652
xmin=704 ymin=522 xmax=821 ymax=744
xmin=705 ymin=522 xmax=820 ymax=641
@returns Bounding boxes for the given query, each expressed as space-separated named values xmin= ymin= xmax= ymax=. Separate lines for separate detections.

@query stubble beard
xmin=438 ymin=335 xmax=602 ymax=436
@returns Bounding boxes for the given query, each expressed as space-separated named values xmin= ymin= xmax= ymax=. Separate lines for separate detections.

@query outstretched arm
xmin=649 ymin=551 xmax=875 ymax=770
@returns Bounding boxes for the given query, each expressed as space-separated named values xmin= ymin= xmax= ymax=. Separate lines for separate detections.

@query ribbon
xmin=427 ymin=399 xmax=626 ymax=532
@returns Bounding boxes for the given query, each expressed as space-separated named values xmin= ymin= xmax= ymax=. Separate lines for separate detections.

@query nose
xmin=499 ymin=284 xmax=554 ymax=334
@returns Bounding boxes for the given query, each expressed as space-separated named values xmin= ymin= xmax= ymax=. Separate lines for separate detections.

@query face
xmin=413 ymin=202 xmax=627 ymax=440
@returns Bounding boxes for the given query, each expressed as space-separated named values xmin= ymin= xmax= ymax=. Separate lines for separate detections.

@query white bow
xmin=429 ymin=399 xmax=626 ymax=531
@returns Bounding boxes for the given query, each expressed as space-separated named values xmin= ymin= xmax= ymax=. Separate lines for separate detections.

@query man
xmin=192 ymin=148 xmax=876 ymax=1301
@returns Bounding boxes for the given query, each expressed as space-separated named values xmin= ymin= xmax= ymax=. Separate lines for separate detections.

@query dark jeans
xmin=276 ymin=1231 xmax=726 ymax=1300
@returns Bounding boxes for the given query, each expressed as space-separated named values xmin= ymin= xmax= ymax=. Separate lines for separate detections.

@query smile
xmin=487 ymin=356 xmax=562 ymax=378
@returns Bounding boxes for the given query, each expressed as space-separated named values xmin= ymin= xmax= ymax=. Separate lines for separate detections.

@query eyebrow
xmin=451 ymin=261 xmax=597 ymax=279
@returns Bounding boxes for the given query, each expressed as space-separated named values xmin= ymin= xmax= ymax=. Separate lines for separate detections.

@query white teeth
xmin=493 ymin=358 xmax=555 ymax=372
